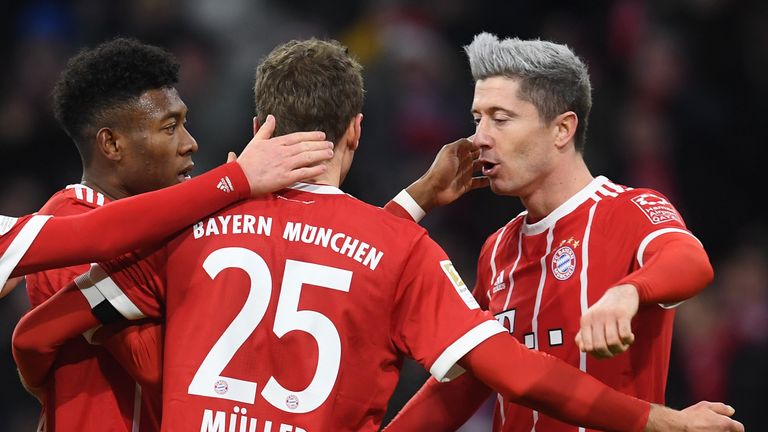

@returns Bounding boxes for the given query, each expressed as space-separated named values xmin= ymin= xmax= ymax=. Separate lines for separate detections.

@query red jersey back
xmin=92 ymin=183 xmax=504 ymax=432
xmin=1 ymin=214 xmax=51 ymax=287
xmin=25 ymin=184 xmax=157 ymax=432
xmin=474 ymin=176 xmax=695 ymax=432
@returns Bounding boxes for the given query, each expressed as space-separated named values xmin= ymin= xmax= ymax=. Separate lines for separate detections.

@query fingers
xmin=590 ymin=323 xmax=612 ymax=358
xmin=226 ymin=152 xmax=237 ymax=163
xmin=702 ymin=401 xmax=736 ymax=417
xmin=254 ymin=114 xmax=276 ymax=139
xmin=283 ymin=139 xmax=334 ymax=157
xmin=284 ymin=165 xmax=329 ymax=184
xmin=285 ymin=147 xmax=335 ymax=169
xmin=618 ymin=317 xmax=635 ymax=346
xmin=578 ymin=321 xmax=594 ymax=353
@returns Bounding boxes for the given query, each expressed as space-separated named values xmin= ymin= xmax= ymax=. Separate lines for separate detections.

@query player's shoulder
xmin=591 ymin=177 xmax=672 ymax=205
xmin=40 ymin=184 xmax=109 ymax=214
xmin=592 ymin=177 xmax=684 ymax=226
xmin=346 ymin=193 xmax=430 ymax=237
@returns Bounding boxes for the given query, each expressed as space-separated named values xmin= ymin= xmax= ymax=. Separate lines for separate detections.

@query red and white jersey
xmin=475 ymin=176 xmax=697 ymax=432
xmin=0 ymin=214 xmax=51 ymax=287
xmin=25 ymin=184 xmax=156 ymax=432
xmin=81 ymin=183 xmax=504 ymax=432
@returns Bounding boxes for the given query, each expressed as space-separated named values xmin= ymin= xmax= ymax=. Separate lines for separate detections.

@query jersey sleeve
xmin=0 ymin=214 xmax=51 ymax=287
xmin=11 ymin=162 xmax=249 ymax=278
xmin=75 ymin=248 xmax=169 ymax=323
xmin=605 ymin=189 xmax=711 ymax=305
xmin=390 ymin=232 xmax=504 ymax=382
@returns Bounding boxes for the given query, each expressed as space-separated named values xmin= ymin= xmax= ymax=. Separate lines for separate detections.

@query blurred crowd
xmin=0 ymin=0 xmax=766 ymax=430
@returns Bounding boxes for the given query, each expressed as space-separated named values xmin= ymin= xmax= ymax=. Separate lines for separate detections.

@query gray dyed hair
xmin=464 ymin=32 xmax=592 ymax=152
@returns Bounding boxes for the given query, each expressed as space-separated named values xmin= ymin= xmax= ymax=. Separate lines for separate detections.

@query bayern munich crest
xmin=214 ymin=380 xmax=228 ymax=395
xmin=551 ymin=246 xmax=576 ymax=280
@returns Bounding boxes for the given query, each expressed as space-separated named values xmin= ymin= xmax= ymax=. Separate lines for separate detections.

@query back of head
xmin=464 ymin=32 xmax=592 ymax=152
xmin=53 ymin=37 xmax=180 ymax=162
xmin=254 ymin=38 xmax=364 ymax=145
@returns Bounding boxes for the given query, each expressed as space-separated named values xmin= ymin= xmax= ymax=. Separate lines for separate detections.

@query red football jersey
xmin=83 ymin=183 xmax=504 ymax=432
xmin=0 ymin=214 xmax=51 ymax=287
xmin=26 ymin=184 xmax=157 ymax=432
xmin=475 ymin=176 xmax=697 ymax=432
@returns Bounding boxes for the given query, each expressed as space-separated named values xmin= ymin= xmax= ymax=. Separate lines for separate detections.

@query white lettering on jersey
xmin=193 ymin=215 xmax=272 ymax=239
xmin=0 ymin=215 xmax=18 ymax=236
xmin=631 ymin=193 xmax=681 ymax=225
xmin=282 ymin=222 xmax=384 ymax=271
xmin=200 ymin=406 xmax=306 ymax=432
xmin=440 ymin=260 xmax=480 ymax=310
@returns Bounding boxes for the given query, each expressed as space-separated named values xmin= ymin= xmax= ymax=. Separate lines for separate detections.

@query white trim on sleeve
xmin=636 ymin=228 xmax=701 ymax=309
xmin=392 ymin=190 xmax=427 ymax=223
xmin=429 ymin=320 xmax=506 ymax=382
xmin=0 ymin=215 xmax=51 ymax=287
xmin=85 ymin=264 xmax=146 ymax=320
xmin=636 ymin=227 xmax=700 ymax=267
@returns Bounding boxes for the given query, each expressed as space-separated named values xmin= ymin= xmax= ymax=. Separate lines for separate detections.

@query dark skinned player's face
xmin=116 ymin=87 xmax=198 ymax=195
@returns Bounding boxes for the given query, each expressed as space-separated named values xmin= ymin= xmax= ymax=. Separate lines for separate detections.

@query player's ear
xmin=553 ymin=111 xmax=577 ymax=150
xmin=349 ymin=113 xmax=363 ymax=151
xmin=95 ymin=127 xmax=122 ymax=161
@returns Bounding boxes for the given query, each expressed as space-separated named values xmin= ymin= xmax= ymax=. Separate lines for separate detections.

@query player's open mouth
xmin=481 ymin=161 xmax=499 ymax=176
xmin=178 ymin=165 xmax=194 ymax=182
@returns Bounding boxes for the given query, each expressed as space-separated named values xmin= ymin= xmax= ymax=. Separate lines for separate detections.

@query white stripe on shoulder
xmin=84 ymin=264 xmax=145 ymax=319
xmin=636 ymin=228 xmax=700 ymax=267
xmin=65 ymin=184 xmax=106 ymax=206
xmin=0 ymin=215 xmax=52 ymax=287
xmin=429 ymin=320 xmax=505 ymax=382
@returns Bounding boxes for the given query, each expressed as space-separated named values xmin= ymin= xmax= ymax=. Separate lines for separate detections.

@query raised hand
xmin=405 ymin=138 xmax=488 ymax=213
xmin=236 ymin=115 xmax=334 ymax=196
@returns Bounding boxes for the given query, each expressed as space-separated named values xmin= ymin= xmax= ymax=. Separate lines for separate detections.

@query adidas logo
xmin=217 ymin=176 xmax=234 ymax=193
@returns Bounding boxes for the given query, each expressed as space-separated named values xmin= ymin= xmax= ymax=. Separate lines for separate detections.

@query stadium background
xmin=0 ymin=0 xmax=766 ymax=430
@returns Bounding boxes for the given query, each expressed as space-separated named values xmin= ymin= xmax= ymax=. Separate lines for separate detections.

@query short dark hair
xmin=52 ymin=37 xmax=180 ymax=161
xmin=254 ymin=38 xmax=364 ymax=145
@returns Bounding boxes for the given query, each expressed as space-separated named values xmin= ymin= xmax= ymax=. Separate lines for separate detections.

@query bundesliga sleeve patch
xmin=631 ymin=193 xmax=681 ymax=225
xmin=0 ymin=215 xmax=18 ymax=236
xmin=440 ymin=260 xmax=480 ymax=310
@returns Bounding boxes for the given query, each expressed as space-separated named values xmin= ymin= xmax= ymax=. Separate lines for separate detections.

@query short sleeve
xmin=76 ymin=248 xmax=168 ymax=321
xmin=0 ymin=215 xmax=50 ymax=287
xmin=390 ymin=233 xmax=504 ymax=382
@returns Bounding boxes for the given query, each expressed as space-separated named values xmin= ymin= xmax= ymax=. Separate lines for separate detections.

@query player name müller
xmin=192 ymin=215 xmax=384 ymax=271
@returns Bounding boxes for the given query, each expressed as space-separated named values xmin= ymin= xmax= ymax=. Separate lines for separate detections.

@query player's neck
xmin=80 ymin=169 xmax=131 ymax=201
xmin=521 ymin=158 xmax=593 ymax=221
xmin=297 ymin=160 xmax=343 ymax=188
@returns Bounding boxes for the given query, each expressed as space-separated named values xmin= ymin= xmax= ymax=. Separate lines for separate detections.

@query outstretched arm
xmin=459 ymin=333 xmax=742 ymax=432
xmin=7 ymin=115 xmax=333 ymax=279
